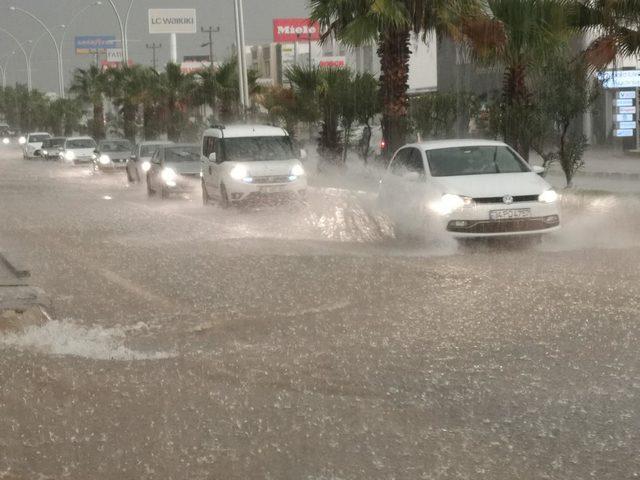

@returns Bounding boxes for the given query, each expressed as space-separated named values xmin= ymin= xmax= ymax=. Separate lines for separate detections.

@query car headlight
xmin=2 ymin=137 xmax=9 ymax=145
xmin=98 ymin=154 xmax=111 ymax=165
xmin=432 ymin=194 xmax=474 ymax=216
xmin=230 ymin=164 xmax=249 ymax=181
xmin=18 ymin=136 xmax=26 ymax=145
xmin=291 ymin=164 xmax=305 ymax=176
xmin=538 ymin=189 xmax=558 ymax=203
xmin=141 ymin=160 xmax=151 ymax=172
xmin=161 ymin=167 xmax=178 ymax=186
xmin=64 ymin=151 xmax=76 ymax=161
xmin=42 ymin=150 xmax=48 ymax=156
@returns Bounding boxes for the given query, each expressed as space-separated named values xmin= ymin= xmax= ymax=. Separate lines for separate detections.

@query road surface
xmin=1 ymin=146 xmax=639 ymax=479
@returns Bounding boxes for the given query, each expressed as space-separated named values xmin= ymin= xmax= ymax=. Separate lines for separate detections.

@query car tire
xmin=220 ymin=183 xmax=230 ymax=209
xmin=126 ymin=166 xmax=135 ymax=183
xmin=202 ymin=179 xmax=210 ymax=205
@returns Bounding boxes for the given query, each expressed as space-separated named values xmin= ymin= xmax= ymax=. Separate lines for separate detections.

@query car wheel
xmin=220 ymin=183 xmax=230 ymax=209
xmin=202 ymin=179 xmax=210 ymax=205
xmin=126 ymin=166 xmax=135 ymax=183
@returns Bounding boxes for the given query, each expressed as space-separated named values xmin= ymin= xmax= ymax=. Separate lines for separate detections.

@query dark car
xmin=126 ymin=141 xmax=174 ymax=183
xmin=40 ymin=137 xmax=66 ymax=160
xmin=94 ymin=139 xmax=133 ymax=172
xmin=146 ymin=144 xmax=201 ymax=198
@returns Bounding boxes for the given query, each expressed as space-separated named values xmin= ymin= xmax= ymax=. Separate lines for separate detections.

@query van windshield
xmin=67 ymin=139 xmax=96 ymax=149
xmin=224 ymin=136 xmax=294 ymax=162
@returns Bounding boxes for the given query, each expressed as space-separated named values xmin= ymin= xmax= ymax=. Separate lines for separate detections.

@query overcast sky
xmin=0 ymin=0 xmax=309 ymax=92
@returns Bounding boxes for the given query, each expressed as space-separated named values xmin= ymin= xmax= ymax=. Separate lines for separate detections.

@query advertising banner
xmin=149 ymin=9 xmax=197 ymax=34
xmin=75 ymin=35 xmax=117 ymax=55
xmin=319 ymin=56 xmax=346 ymax=68
xmin=273 ymin=18 xmax=320 ymax=43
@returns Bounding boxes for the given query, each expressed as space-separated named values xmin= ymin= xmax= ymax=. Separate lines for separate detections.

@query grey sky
xmin=0 ymin=0 xmax=309 ymax=92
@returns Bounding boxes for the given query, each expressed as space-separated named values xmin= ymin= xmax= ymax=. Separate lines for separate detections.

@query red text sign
xmin=273 ymin=18 xmax=321 ymax=43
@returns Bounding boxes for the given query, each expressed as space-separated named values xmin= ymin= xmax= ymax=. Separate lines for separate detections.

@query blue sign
xmin=618 ymin=90 xmax=637 ymax=99
xmin=615 ymin=114 xmax=634 ymax=122
xmin=75 ymin=36 xmax=117 ymax=54
xmin=614 ymin=99 xmax=634 ymax=107
xmin=617 ymin=121 xmax=636 ymax=129
xmin=598 ymin=70 xmax=640 ymax=89
xmin=614 ymin=129 xmax=634 ymax=137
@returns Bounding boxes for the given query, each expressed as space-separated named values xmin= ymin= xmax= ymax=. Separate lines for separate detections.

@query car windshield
xmin=165 ymin=146 xmax=200 ymax=162
xmin=224 ymin=136 xmax=293 ymax=162
xmin=29 ymin=135 xmax=50 ymax=143
xmin=67 ymin=139 xmax=96 ymax=149
xmin=141 ymin=145 xmax=165 ymax=157
xmin=43 ymin=138 xmax=65 ymax=148
xmin=100 ymin=141 xmax=131 ymax=152
xmin=426 ymin=146 xmax=530 ymax=177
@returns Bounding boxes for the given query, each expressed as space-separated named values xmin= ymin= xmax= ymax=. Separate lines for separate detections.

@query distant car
xmin=126 ymin=141 xmax=174 ymax=183
xmin=94 ymin=139 xmax=132 ymax=172
xmin=378 ymin=139 xmax=560 ymax=239
xmin=146 ymin=144 xmax=201 ymax=198
xmin=0 ymin=123 xmax=16 ymax=144
xmin=200 ymin=125 xmax=307 ymax=208
xmin=22 ymin=132 xmax=51 ymax=159
xmin=60 ymin=136 xmax=97 ymax=164
xmin=40 ymin=137 xmax=66 ymax=160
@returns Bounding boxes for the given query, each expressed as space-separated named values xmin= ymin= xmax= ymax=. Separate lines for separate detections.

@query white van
xmin=200 ymin=125 xmax=307 ymax=207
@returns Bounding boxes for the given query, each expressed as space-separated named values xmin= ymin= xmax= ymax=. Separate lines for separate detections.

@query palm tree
xmin=462 ymin=0 xmax=572 ymax=159
xmin=69 ymin=65 xmax=106 ymax=140
xmin=158 ymin=63 xmax=198 ymax=141
xmin=310 ymin=0 xmax=476 ymax=158
xmin=573 ymin=0 xmax=640 ymax=68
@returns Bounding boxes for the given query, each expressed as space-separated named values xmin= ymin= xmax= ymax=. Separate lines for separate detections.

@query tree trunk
xmin=123 ymin=103 xmax=136 ymax=142
xmin=502 ymin=63 xmax=531 ymax=161
xmin=92 ymin=101 xmax=105 ymax=140
xmin=378 ymin=27 xmax=411 ymax=161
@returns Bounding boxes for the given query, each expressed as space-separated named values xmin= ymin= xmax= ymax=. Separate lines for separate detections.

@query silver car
xmin=126 ymin=141 xmax=173 ymax=183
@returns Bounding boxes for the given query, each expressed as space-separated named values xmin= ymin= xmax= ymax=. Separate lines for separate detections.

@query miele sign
xmin=273 ymin=18 xmax=321 ymax=43
xmin=149 ymin=9 xmax=197 ymax=34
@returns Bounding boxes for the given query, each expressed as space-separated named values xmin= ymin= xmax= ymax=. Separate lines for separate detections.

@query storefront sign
xmin=273 ymin=18 xmax=320 ymax=43
xmin=75 ymin=35 xmax=117 ymax=55
xmin=149 ymin=9 xmax=197 ymax=34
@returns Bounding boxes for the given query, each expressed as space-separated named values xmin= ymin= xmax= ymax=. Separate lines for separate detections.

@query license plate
xmin=489 ymin=208 xmax=531 ymax=220
xmin=259 ymin=186 xmax=284 ymax=194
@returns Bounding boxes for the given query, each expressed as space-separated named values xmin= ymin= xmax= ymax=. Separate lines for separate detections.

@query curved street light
xmin=8 ymin=6 xmax=63 ymax=97
xmin=0 ymin=51 xmax=17 ymax=89
xmin=0 ymin=27 xmax=31 ymax=90
xmin=106 ymin=0 xmax=134 ymax=64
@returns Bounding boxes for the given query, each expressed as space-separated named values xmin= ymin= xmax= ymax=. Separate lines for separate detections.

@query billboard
xmin=273 ymin=18 xmax=320 ymax=43
xmin=149 ymin=9 xmax=197 ymax=34
xmin=75 ymin=35 xmax=117 ymax=55
xmin=319 ymin=56 xmax=346 ymax=68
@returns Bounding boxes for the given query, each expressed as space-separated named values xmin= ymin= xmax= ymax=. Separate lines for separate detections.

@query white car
xmin=127 ymin=141 xmax=174 ymax=183
xmin=379 ymin=139 xmax=560 ymax=238
xmin=60 ymin=136 xmax=97 ymax=164
xmin=200 ymin=125 xmax=307 ymax=207
xmin=22 ymin=132 xmax=51 ymax=159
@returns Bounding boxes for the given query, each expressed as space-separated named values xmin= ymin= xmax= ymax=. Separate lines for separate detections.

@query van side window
xmin=203 ymin=136 xmax=216 ymax=158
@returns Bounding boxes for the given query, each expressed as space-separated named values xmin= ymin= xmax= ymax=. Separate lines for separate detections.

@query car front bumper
xmin=226 ymin=176 xmax=307 ymax=201
xmin=441 ymin=201 xmax=560 ymax=237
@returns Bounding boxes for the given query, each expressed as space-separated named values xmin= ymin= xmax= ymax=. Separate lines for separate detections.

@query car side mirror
xmin=208 ymin=152 xmax=217 ymax=162
xmin=300 ymin=149 xmax=307 ymax=160
xmin=532 ymin=165 xmax=545 ymax=175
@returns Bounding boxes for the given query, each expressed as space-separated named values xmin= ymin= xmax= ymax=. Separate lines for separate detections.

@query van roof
xmin=203 ymin=124 xmax=288 ymax=138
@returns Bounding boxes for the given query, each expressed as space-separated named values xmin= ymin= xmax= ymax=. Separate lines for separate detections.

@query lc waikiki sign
xmin=149 ymin=9 xmax=197 ymax=34
xmin=273 ymin=18 xmax=321 ymax=43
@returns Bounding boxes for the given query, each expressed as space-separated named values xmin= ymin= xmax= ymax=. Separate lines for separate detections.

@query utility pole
xmin=201 ymin=26 xmax=220 ymax=69
xmin=146 ymin=42 xmax=162 ymax=71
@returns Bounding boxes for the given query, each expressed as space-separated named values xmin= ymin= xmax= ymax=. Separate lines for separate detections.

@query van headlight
xmin=291 ymin=164 xmax=305 ymax=176
xmin=141 ymin=160 xmax=151 ymax=172
xmin=538 ymin=189 xmax=558 ymax=203
xmin=161 ymin=167 xmax=178 ymax=186
xmin=64 ymin=150 xmax=76 ymax=161
xmin=98 ymin=154 xmax=111 ymax=165
xmin=2 ymin=137 xmax=9 ymax=145
xmin=18 ymin=136 xmax=26 ymax=145
xmin=432 ymin=194 xmax=474 ymax=216
xmin=230 ymin=164 xmax=249 ymax=181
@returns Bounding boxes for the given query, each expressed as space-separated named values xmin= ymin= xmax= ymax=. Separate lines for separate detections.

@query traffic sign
xmin=617 ymin=121 xmax=636 ymax=129
xmin=614 ymin=129 xmax=635 ymax=137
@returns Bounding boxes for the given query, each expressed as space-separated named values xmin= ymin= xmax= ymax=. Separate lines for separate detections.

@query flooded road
xmin=1 ymin=147 xmax=639 ymax=479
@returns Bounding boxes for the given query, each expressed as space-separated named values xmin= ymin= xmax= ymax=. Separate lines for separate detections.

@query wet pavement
xmin=1 ymin=146 xmax=639 ymax=479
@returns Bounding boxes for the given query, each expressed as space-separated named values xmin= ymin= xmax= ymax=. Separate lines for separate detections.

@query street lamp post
xmin=0 ymin=27 xmax=31 ymax=90
xmin=233 ymin=0 xmax=250 ymax=111
xmin=0 ymin=52 xmax=16 ymax=89
xmin=59 ymin=2 xmax=103 ymax=76
xmin=106 ymin=0 xmax=133 ymax=64
xmin=9 ymin=6 xmax=63 ymax=98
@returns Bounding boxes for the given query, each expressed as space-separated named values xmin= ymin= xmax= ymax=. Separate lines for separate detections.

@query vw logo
xmin=503 ymin=195 xmax=514 ymax=204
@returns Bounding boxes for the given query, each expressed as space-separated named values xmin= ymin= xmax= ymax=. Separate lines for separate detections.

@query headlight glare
xmin=98 ymin=154 xmax=111 ymax=165
xmin=161 ymin=167 xmax=178 ymax=184
xmin=538 ymin=189 xmax=558 ymax=203
xmin=230 ymin=164 xmax=248 ymax=180
xmin=432 ymin=194 xmax=473 ymax=215
xmin=64 ymin=150 xmax=76 ymax=161
xmin=18 ymin=136 xmax=26 ymax=145
xmin=2 ymin=137 xmax=9 ymax=145
xmin=141 ymin=160 xmax=151 ymax=172
xmin=291 ymin=164 xmax=305 ymax=176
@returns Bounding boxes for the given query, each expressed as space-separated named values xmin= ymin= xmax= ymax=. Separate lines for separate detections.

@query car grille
xmin=473 ymin=195 xmax=539 ymax=204
xmin=251 ymin=175 xmax=291 ymax=184
xmin=447 ymin=216 xmax=559 ymax=234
